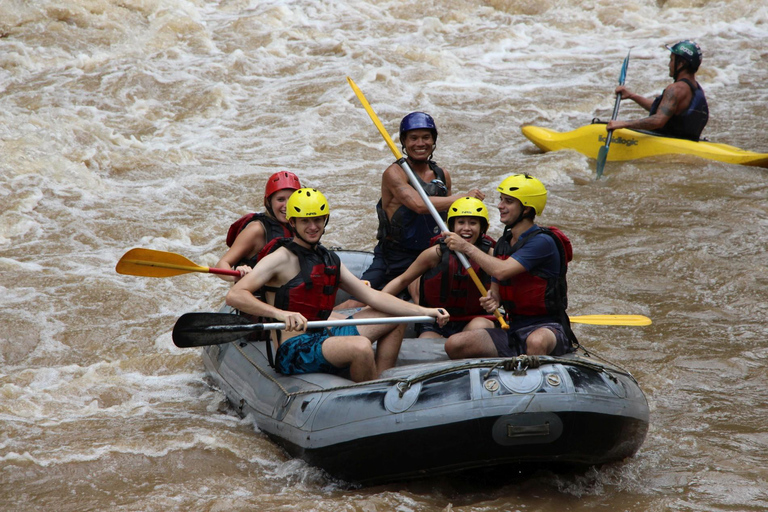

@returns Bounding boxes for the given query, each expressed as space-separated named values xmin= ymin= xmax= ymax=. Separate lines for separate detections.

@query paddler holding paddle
xmin=357 ymin=112 xmax=485 ymax=297
xmin=607 ymin=40 xmax=708 ymax=141
xmin=441 ymin=174 xmax=578 ymax=359
xmin=381 ymin=196 xmax=496 ymax=338
xmin=214 ymin=171 xmax=303 ymax=281
xmin=226 ymin=187 xmax=449 ymax=382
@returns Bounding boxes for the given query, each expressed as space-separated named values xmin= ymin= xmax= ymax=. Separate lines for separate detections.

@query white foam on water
xmin=1 ymin=0 xmax=767 ymax=508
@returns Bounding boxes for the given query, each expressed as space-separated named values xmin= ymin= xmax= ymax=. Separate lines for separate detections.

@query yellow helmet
xmin=286 ymin=188 xmax=329 ymax=220
xmin=447 ymin=197 xmax=489 ymax=233
xmin=496 ymin=173 xmax=547 ymax=216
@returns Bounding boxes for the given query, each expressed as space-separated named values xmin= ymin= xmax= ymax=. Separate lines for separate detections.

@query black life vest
xmin=262 ymin=238 xmax=341 ymax=322
xmin=225 ymin=212 xmax=292 ymax=267
xmin=495 ymin=226 xmax=572 ymax=319
xmin=375 ymin=160 xmax=448 ymax=253
xmin=649 ymin=78 xmax=709 ymax=141
xmin=419 ymin=234 xmax=495 ymax=316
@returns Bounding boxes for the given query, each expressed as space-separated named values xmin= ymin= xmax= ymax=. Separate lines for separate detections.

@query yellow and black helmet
xmin=496 ymin=173 xmax=547 ymax=216
xmin=286 ymin=188 xmax=329 ymax=220
xmin=447 ymin=197 xmax=489 ymax=233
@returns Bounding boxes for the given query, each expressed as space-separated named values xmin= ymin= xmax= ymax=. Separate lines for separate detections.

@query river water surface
xmin=1 ymin=0 xmax=767 ymax=510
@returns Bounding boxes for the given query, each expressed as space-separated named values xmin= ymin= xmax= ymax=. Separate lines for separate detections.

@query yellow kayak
xmin=521 ymin=123 xmax=768 ymax=168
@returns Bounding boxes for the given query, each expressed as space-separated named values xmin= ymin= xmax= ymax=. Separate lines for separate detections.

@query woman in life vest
xmin=442 ymin=174 xmax=576 ymax=359
xmin=214 ymin=171 xmax=302 ymax=281
xmin=381 ymin=197 xmax=496 ymax=338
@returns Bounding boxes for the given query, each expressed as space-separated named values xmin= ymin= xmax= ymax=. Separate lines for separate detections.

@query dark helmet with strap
xmin=399 ymin=112 xmax=438 ymax=144
xmin=666 ymin=40 xmax=703 ymax=72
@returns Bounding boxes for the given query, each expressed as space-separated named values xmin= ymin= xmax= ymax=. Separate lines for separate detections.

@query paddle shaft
xmin=172 ymin=312 xmax=437 ymax=348
xmin=596 ymin=50 xmax=631 ymax=179
xmin=212 ymin=315 xmax=434 ymax=332
xmin=347 ymin=77 xmax=508 ymax=329
xmin=123 ymin=258 xmax=240 ymax=277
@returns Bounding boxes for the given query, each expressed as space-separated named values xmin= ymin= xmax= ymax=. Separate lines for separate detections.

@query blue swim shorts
xmin=274 ymin=324 xmax=360 ymax=376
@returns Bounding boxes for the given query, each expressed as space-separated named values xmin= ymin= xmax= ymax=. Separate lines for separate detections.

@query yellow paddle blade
xmin=116 ymin=248 xmax=209 ymax=278
xmin=570 ymin=314 xmax=652 ymax=326
xmin=347 ymin=77 xmax=404 ymax=159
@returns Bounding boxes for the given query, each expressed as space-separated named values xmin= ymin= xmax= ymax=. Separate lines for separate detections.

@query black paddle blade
xmin=596 ymin=144 xmax=609 ymax=178
xmin=172 ymin=312 xmax=264 ymax=348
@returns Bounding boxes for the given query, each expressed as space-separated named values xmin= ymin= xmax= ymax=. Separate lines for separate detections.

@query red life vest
xmin=225 ymin=212 xmax=292 ymax=267
xmin=262 ymin=239 xmax=341 ymax=322
xmin=495 ymin=226 xmax=572 ymax=318
xmin=419 ymin=234 xmax=495 ymax=316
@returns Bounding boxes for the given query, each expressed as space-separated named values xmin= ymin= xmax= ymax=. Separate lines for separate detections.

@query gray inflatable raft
xmin=200 ymin=250 xmax=649 ymax=485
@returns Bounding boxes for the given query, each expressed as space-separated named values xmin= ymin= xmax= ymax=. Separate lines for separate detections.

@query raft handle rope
xmin=232 ymin=343 xmax=636 ymax=400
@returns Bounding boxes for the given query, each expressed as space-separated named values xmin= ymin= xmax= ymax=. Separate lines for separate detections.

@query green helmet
xmin=666 ymin=40 xmax=702 ymax=72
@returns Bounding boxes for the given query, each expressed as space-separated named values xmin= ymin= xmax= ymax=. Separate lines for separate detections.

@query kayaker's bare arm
xmin=479 ymin=282 xmax=501 ymax=313
xmin=613 ymin=85 xmax=655 ymax=111
xmin=608 ymin=82 xmax=691 ymax=132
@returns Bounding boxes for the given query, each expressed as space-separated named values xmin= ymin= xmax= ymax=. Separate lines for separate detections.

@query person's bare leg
xmin=372 ymin=323 xmax=405 ymax=372
xmin=351 ymin=307 xmax=406 ymax=373
xmin=463 ymin=317 xmax=494 ymax=332
xmin=524 ymin=327 xmax=556 ymax=355
xmin=444 ymin=329 xmax=498 ymax=359
xmin=334 ymin=298 xmax=366 ymax=310
xmin=321 ymin=336 xmax=377 ymax=382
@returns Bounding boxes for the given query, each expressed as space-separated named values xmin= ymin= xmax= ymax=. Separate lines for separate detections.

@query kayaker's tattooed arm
xmin=626 ymin=87 xmax=680 ymax=130
xmin=608 ymin=83 xmax=688 ymax=132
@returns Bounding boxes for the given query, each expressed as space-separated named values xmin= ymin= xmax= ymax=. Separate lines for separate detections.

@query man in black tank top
xmin=337 ymin=112 xmax=485 ymax=309
xmin=607 ymin=40 xmax=708 ymax=141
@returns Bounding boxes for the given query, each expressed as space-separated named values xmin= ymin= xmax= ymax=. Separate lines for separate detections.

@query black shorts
xmin=486 ymin=322 xmax=570 ymax=357
xmin=360 ymin=241 xmax=419 ymax=294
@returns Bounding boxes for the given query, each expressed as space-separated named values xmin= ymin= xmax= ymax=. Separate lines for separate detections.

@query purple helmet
xmin=399 ymin=112 xmax=438 ymax=143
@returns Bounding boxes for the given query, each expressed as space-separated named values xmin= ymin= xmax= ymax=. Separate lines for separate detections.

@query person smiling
xmin=441 ymin=174 xmax=578 ymax=359
xmin=214 ymin=171 xmax=302 ymax=281
xmin=357 ymin=112 xmax=486 ymax=297
xmin=226 ymin=188 xmax=449 ymax=382
xmin=380 ymin=197 xmax=496 ymax=338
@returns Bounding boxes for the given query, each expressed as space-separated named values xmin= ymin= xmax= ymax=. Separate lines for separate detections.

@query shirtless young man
xmin=227 ymin=188 xmax=449 ymax=382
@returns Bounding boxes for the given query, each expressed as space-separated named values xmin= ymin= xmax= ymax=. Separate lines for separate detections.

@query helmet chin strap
xmin=508 ymin=205 xmax=534 ymax=230
xmin=672 ymin=55 xmax=684 ymax=81
xmin=508 ymin=210 xmax=526 ymax=229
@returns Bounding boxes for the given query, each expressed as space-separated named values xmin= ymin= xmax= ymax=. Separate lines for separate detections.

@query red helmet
xmin=264 ymin=171 xmax=302 ymax=206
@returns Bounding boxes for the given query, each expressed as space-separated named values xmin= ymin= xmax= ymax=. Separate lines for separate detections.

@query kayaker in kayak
xmin=380 ymin=196 xmax=496 ymax=338
xmin=226 ymin=188 xmax=449 ymax=382
xmin=214 ymin=171 xmax=302 ymax=281
xmin=441 ymin=174 xmax=578 ymax=359
xmin=339 ymin=113 xmax=484 ymax=307
xmin=607 ymin=40 xmax=709 ymax=141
